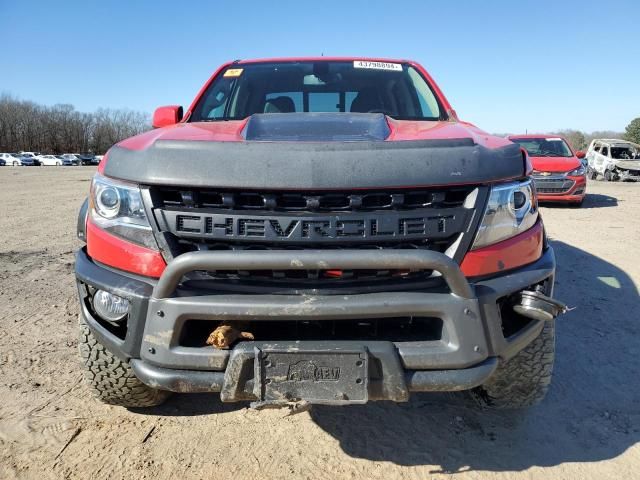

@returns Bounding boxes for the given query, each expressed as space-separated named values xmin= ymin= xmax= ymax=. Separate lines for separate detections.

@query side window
xmin=407 ymin=67 xmax=440 ymax=118
xmin=601 ymin=146 xmax=609 ymax=157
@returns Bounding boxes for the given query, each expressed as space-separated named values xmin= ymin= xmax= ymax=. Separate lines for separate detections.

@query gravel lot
xmin=1 ymin=167 xmax=639 ymax=480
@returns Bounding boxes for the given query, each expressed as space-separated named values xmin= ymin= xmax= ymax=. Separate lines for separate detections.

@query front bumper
xmin=76 ymin=246 xmax=557 ymax=404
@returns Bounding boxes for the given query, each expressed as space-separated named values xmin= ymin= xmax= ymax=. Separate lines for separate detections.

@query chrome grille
xmin=533 ymin=176 xmax=575 ymax=194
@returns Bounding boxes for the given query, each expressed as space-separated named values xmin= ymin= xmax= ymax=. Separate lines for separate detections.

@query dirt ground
xmin=1 ymin=167 xmax=639 ymax=480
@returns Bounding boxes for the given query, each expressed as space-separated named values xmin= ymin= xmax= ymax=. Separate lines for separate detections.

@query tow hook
xmin=512 ymin=290 xmax=569 ymax=322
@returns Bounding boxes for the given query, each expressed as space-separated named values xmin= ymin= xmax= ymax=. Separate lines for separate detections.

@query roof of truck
xmin=234 ymin=56 xmax=412 ymax=64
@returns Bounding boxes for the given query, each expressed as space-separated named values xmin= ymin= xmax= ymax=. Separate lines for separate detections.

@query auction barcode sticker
xmin=354 ymin=60 xmax=402 ymax=71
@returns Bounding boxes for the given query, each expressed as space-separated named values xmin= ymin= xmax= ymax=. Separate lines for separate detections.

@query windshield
xmin=190 ymin=61 xmax=443 ymax=122
xmin=510 ymin=137 xmax=573 ymax=157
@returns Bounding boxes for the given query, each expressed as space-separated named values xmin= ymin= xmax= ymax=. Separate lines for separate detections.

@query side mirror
xmin=152 ymin=105 xmax=183 ymax=128
xmin=575 ymin=151 xmax=586 ymax=159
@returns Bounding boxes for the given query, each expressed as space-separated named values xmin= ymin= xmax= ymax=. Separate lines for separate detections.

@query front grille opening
xmin=498 ymin=296 xmax=534 ymax=338
xmin=179 ymin=317 xmax=443 ymax=346
xmin=194 ymin=268 xmax=428 ymax=282
xmin=279 ymin=194 xmax=308 ymax=209
xmin=319 ymin=194 xmax=350 ymax=209
xmin=237 ymin=193 xmax=265 ymax=208
xmin=361 ymin=193 xmax=392 ymax=209
xmin=153 ymin=186 xmax=474 ymax=212
xmin=200 ymin=191 xmax=224 ymax=207
xmin=174 ymin=239 xmax=455 ymax=285
xmin=404 ymin=191 xmax=436 ymax=207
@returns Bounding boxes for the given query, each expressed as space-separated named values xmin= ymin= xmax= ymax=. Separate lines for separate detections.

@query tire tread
xmin=472 ymin=321 xmax=555 ymax=409
xmin=78 ymin=316 xmax=169 ymax=408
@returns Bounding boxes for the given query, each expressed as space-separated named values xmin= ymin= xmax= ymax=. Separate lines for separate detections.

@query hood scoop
xmin=242 ymin=113 xmax=391 ymax=142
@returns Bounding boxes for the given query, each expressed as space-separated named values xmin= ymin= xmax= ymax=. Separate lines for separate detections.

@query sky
xmin=1 ymin=0 xmax=639 ymax=134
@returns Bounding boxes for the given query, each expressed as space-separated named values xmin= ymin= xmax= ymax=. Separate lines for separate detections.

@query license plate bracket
xmin=257 ymin=349 xmax=368 ymax=405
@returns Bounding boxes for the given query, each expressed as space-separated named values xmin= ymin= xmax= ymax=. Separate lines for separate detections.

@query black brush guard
xmin=132 ymin=249 xmax=502 ymax=405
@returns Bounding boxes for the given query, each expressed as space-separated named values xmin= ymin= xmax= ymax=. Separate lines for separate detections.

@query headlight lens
xmin=472 ymin=180 xmax=538 ymax=249
xmin=90 ymin=174 xmax=158 ymax=249
xmin=566 ymin=165 xmax=586 ymax=176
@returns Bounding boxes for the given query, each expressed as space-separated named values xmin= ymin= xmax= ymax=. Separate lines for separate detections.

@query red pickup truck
xmin=75 ymin=57 xmax=566 ymax=411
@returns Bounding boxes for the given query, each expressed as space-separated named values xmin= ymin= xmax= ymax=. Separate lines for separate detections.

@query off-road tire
xmin=78 ymin=316 xmax=170 ymax=408
xmin=472 ymin=321 xmax=555 ymax=409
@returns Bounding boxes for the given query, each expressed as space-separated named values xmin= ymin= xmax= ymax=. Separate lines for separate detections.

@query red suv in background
xmin=509 ymin=135 xmax=587 ymax=206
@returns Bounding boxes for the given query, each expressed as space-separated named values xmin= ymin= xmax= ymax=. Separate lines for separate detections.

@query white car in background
xmin=0 ymin=153 xmax=24 ymax=166
xmin=586 ymin=139 xmax=640 ymax=181
xmin=38 ymin=154 xmax=64 ymax=166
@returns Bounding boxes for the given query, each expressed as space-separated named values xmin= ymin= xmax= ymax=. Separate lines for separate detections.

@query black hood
xmin=104 ymin=133 xmax=524 ymax=190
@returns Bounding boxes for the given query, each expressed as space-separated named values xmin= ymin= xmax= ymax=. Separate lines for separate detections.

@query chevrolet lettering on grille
xmin=156 ymin=209 xmax=469 ymax=243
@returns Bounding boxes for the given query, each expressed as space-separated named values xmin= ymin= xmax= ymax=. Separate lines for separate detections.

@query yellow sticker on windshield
xmin=224 ymin=68 xmax=243 ymax=77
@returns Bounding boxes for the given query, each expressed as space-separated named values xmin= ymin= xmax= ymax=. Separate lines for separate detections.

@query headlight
xmin=472 ymin=180 xmax=538 ymax=249
xmin=566 ymin=165 xmax=586 ymax=176
xmin=90 ymin=174 xmax=158 ymax=249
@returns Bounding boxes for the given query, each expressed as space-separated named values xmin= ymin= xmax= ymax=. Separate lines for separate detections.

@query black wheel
xmin=588 ymin=169 xmax=598 ymax=180
xmin=78 ymin=316 xmax=170 ymax=408
xmin=603 ymin=170 xmax=618 ymax=182
xmin=472 ymin=321 xmax=555 ymax=409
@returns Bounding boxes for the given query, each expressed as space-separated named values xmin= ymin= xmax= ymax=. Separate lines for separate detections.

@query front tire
xmin=78 ymin=316 xmax=170 ymax=408
xmin=472 ymin=321 xmax=555 ymax=409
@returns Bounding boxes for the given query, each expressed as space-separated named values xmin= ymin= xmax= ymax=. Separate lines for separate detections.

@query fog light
xmin=93 ymin=290 xmax=129 ymax=322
